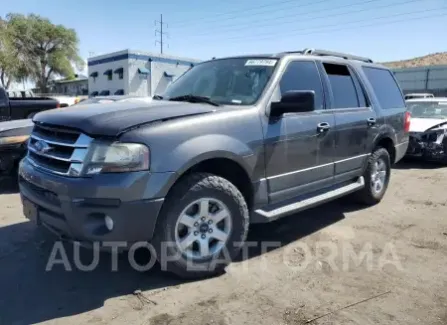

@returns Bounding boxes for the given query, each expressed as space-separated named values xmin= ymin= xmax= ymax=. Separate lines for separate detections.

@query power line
xmin=155 ymin=14 xmax=168 ymax=54
xmin=224 ymin=8 xmax=447 ymax=44
xmin=172 ymin=0 xmax=299 ymax=26
xmin=185 ymin=0 xmax=426 ymax=37
xmin=197 ymin=6 xmax=446 ymax=43
xmin=172 ymin=0 xmax=332 ymax=28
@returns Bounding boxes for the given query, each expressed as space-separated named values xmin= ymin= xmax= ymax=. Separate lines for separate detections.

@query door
xmin=320 ymin=62 xmax=376 ymax=181
xmin=264 ymin=60 xmax=335 ymax=203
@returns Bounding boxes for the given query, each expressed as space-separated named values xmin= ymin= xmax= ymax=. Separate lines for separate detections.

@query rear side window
xmin=363 ymin=67 xmax=405 ymax=109
xmin=323 ymin=63 xmax=359 ymax=109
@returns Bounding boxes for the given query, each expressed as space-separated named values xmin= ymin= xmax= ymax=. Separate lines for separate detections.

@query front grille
xmin=33 ymin=124 xmax=80 ymax=144
xmin=26 ymin=124 xmax=93 ymax=176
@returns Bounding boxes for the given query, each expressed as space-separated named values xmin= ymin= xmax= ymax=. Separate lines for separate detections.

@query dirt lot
xmin=0 ymin=160 xmax=446 ymax=325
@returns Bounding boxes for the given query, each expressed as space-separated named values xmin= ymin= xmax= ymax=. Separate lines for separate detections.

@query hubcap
xmin=371 ymin=158 xmax=387 ymax=194
xmin=174 ymin=198 xmax=232 ymax=259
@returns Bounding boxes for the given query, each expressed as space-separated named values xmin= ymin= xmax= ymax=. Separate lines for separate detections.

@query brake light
xmin=404 ymin=111 xmax=411 ymax=133
xmin=56 ymin=103 xmax=60 ymax=108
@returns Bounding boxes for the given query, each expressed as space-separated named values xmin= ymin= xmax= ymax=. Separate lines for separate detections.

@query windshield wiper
xmin=153 ymin=94 xmax=164 ymax=100
xmin=168 ymin=94 xmax=220 ymax=106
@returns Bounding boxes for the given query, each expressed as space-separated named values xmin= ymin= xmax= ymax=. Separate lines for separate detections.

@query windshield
xmin=161 ymin=58 xmax=277 ymax=105
xmin=406 ymin=101 xmax=447 ymax=118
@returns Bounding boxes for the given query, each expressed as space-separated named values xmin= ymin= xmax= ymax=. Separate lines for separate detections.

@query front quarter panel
xmin=119 ymin=107 xmax=265 ymax=181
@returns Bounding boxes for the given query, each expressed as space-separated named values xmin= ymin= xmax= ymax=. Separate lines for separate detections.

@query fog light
xmin=104 ymin=215 xmax=114 ymax=231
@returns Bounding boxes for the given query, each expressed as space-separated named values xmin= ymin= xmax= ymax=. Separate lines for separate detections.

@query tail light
xmin=56 ymin=102 xmax=60 ymax=108
xmin=404 ymin=111 xmax=411 ymax=133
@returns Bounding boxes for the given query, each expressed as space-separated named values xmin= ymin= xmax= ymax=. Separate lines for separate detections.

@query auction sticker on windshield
xmin=245 ymin=59 xmax=277 ymax=66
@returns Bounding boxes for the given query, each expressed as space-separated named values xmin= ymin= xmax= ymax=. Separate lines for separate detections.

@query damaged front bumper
xmin=407 ymin=129 xmax=447 ymax=161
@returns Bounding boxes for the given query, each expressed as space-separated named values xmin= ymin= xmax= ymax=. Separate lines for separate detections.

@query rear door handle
xmin=317 ymin=122 xmax=331 ymax=134
xmin=367 ymin=117 xmax=376 ymax=126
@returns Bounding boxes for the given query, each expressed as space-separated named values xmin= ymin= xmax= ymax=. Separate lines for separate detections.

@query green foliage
xmin=0 ymin=13 xmax=84 ymax=91
xmin=0 ymin=17 xmax=29 ymax=89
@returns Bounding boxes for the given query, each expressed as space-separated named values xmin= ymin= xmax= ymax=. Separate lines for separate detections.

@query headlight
xmin=432 ymin=128 xmax=447 ymax=135
xmin=84 ymin=142 xmax=150 ymax=175
xmin=0 ymin=135 xmax=30 ymax=146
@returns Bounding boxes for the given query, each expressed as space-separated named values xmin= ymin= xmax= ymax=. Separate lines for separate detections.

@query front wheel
xmin=355 ymin=147 xmax=391 ymax=205
xmin=152 ymin=173 xmax=249 ymax=279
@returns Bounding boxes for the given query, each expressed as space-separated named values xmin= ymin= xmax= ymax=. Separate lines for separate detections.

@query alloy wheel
xmin=174 ymin=198 xmax=232 ymax=259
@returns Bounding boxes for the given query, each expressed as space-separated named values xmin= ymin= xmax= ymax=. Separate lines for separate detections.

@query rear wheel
xmin=355 ymin=147 xmax=391 ymax=205
xmin=152 ymin=173 xmax=249 ymax=279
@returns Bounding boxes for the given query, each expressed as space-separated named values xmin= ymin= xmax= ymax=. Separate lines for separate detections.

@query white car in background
xmin=48 ymin=95 xmax=78 ymax=107
xmin=73 ymin=95 xmax=153 ymax=106
xmin=405 ymin=93 xmax=434 ymax=100
xmin=406 ymin=97 xmax=447 ymax=162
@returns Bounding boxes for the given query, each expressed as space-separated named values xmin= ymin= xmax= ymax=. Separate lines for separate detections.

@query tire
xmin=354 ymin=147 xmax=391 ymax=205
xmin=152 ymin=173 xmax=249 ymax=279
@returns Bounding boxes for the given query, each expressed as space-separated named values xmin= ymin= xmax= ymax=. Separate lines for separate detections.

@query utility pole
xmin=155 ymin=14 xmax=168 ymax=54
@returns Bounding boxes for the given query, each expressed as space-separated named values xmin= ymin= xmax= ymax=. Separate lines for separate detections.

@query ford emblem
xmin=34 ymin=140 xmax=52 ymax=153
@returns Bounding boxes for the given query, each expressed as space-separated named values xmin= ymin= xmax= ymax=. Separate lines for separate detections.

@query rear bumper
xmin=18 ymin=158 xmax=174 ymax=244
xmin=394 ymin=141 xmax=409 ymax=163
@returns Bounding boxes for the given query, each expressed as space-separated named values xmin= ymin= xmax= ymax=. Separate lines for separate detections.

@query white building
xmin=51 ymin=74 xmax=89 ymax=96
xmin=87 ymin=50 xmax=200 ymax=97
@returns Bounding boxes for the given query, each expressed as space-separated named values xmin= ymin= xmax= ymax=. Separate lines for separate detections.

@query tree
xmin=0 ymin=17 xmax=30 ymax=89
xmin=1 ymin=13 xmax=84 ymax=92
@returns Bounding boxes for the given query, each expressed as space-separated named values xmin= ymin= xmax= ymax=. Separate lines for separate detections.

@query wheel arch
xmin=373 ymin=133 xmax=396 ymax=164
xmin=164 ymin=154 xmax=255 ymax=211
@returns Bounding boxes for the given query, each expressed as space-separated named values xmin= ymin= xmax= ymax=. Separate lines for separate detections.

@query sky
xmin=1 ymin=0 xmax=446 ymax=78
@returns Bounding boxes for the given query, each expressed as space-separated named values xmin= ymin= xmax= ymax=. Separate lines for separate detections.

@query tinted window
xmin=323 ymin=63 xmax=359 ymax=109
xmin=351 ymin=71 xmax=368 ymax=107
xmin=363 ymin=67 xmax=405 ymax=109
xmin=278 ymin=61 xmax=324 ymax=110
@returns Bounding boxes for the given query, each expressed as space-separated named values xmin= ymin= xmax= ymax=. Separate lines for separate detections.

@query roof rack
xmin=302 ymin=48 xmax=373 ymax=63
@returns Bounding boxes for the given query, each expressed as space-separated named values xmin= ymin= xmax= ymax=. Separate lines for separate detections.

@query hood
xmin=0 ymin=119 xmax=34 ymax=137
xmin=33 ymin=100 xmax=217 ymax=136
xmin=409 ymin=118 xmax=447 ymax=133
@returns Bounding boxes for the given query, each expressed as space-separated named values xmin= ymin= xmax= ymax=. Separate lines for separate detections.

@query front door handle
xmin=317 ymin=122 xmax=331 ymax=134
xmin=367 ymin=117 xmax=376 ymax=126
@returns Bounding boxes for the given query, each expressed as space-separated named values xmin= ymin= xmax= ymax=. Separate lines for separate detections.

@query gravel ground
xmin=0 ymin=159 xmax=446 ymax=325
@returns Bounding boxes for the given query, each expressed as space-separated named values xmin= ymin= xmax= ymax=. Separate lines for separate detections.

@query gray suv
xmin=19 ymin=49 xmax=409 ymax=278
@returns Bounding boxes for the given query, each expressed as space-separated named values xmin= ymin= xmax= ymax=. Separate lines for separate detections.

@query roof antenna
xmin=303 ymin=48 xmax=314 ymax=55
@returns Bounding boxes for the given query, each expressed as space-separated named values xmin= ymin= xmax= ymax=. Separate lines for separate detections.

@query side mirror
xmin=270 ymin=90 xmax=315 ymax=117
